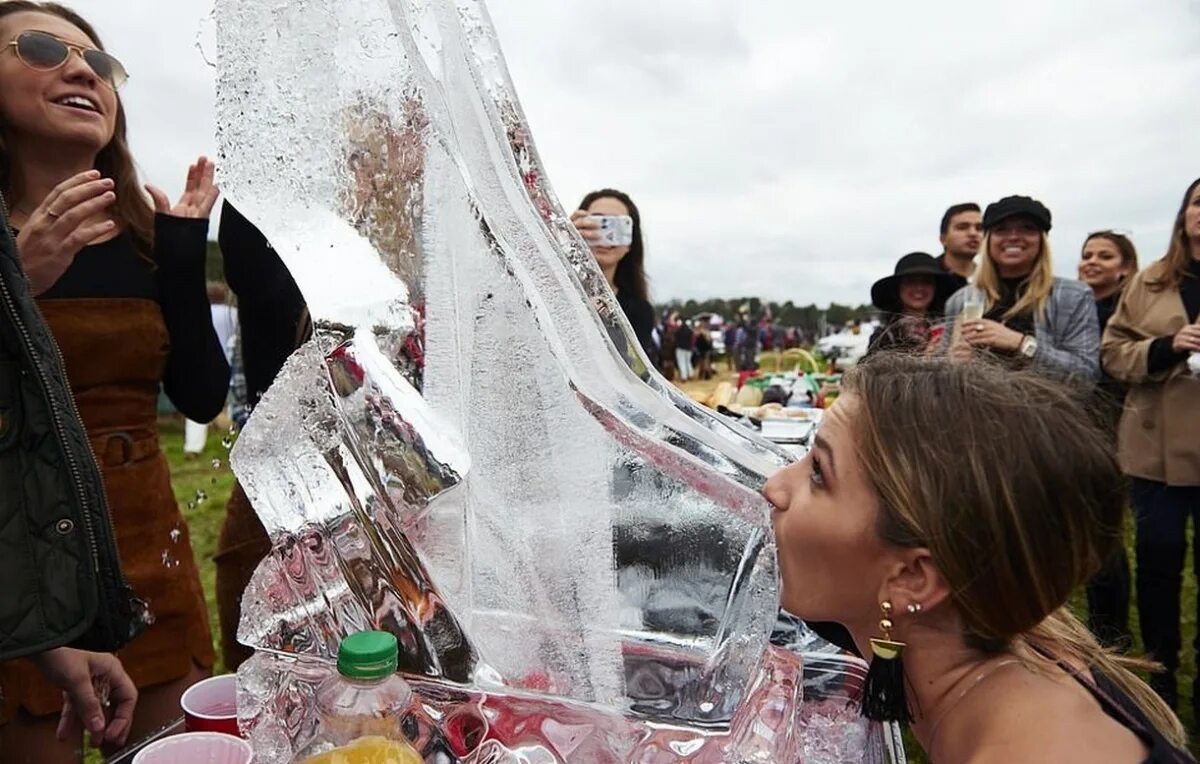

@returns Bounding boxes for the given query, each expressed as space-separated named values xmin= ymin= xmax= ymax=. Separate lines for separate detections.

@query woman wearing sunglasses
xmin=0 ymin=3 xmax=229 ymax=761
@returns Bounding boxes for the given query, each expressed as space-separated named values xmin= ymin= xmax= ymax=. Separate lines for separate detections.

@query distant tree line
xmin=654 ymin=297 xmax=876 ymax=335
xmin=204 ymin=241 xmax=875 ymax=336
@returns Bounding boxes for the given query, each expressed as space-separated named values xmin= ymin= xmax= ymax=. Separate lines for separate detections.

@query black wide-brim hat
xmin=982 ymin=195 xmax=1052 ymax=232
xmin=870 ymin=252 xmax=960 ymax=314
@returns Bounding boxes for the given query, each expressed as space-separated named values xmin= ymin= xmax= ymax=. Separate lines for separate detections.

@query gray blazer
xmin=943 ymin=277 xmax=1100 ymax=382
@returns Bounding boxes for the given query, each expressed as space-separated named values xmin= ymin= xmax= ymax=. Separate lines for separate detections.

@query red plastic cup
xmin=180 ymin=674 xmax=241 ymax=737
xmin=132 ymin=731 xmax=252 ymax=764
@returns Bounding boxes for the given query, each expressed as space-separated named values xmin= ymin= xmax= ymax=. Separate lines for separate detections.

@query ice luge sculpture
xmin=216 ymin=0 xmax=898 ymax=761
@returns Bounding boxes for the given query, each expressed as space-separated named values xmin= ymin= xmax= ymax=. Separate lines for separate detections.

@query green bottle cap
xmin=336 ymin=630 xmax=399 ymax=680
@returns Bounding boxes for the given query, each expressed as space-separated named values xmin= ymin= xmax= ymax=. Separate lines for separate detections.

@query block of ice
xmin=215 ymin=0 xmax=899 ymax=761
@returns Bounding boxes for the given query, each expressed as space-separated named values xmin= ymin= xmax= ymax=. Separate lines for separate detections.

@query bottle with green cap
xmin=294 ymin=630 xmax=421 ymax=763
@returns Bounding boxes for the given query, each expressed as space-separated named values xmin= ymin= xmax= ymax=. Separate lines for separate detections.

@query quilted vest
xmin=0 ymin=202 xmax=146 ymax=659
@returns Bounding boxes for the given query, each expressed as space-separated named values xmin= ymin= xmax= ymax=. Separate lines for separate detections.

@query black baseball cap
xmin=982 ymin=195 xmax=1052 ymax=232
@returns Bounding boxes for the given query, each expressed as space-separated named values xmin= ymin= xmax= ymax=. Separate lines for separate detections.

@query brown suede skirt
xmin=0 ymin=439 xmax=214 ymax=720
xmin=1 ymin=298 xmax=216 ymax=721
xmin=214 ymin=483 xmax=271 ymax=671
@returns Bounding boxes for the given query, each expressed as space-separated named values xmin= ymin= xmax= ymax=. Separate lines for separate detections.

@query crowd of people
xmin=862 ymin=188 xmax=1200 ymax=723
xmin=578 ymin=179 xmax=1200 ymax=759
xmin=1 ymin=1 xmax=1200 ymax=762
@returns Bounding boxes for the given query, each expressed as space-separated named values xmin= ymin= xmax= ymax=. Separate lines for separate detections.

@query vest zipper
xmin=0 ymin=192 xmax=104 ymax=577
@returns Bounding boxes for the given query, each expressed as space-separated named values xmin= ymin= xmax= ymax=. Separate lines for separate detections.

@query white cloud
xmin=61 ymin=0 xmax=1200 ymax=306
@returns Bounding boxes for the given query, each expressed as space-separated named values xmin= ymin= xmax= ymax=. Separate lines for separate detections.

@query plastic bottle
xmin=294 ymin=631 xmax=421 ymax=764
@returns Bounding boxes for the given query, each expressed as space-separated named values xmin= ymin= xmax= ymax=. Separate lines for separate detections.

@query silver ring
xmin=975 ymin=325 xmax=983 ymax=333
xmin=46 ymin=209 xmax=61 ymax=219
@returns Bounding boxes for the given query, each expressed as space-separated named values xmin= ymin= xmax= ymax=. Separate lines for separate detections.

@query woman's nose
xmin=62 ymin=51 xmax=99 ymax=85
xmin=763 ymin=472 xmax=788 ymax=511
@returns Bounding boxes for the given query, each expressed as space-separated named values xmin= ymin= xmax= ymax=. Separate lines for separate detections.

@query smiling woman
xmin=943 ymin=195 xmax=1101 ymax=382
xmin=0 ymin=2 xmax=229 ymax=762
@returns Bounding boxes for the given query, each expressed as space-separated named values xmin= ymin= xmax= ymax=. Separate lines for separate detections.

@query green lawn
xmin=157 ymin=416 xmax=238 ymax=676
xmin=95 ymin=417 xmax=1199 ymax=761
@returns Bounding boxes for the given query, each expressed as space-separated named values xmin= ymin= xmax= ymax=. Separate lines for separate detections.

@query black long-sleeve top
xmin=1093 ymin=291 xmax=1128 ymax=429
xmin=617 ymin=291 xmax=657 ymax=367
xmin=220 ymin=201 xmax=661 ymax=391
xmin=985 ymin=277 xmax=1037 ymax=336
xmin=35 ymin=214 xmax=230 ymax=421
xmin=865 ymin=313 xmax=937 ymax=358
xmin=218 ymin=201 xmax=308 ymax=402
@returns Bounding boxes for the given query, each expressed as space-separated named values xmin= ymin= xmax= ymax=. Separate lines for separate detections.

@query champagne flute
xmin=962 ymin=298 xmax=984 ymax=322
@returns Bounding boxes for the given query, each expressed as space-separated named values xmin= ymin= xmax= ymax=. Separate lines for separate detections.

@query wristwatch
xmin=1018 ymin=335 xmax=1038 ymax=359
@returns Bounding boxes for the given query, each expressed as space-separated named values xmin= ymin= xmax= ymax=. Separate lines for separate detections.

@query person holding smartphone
xmin=944 ymin=195 xmax=1099 ymax=382
xmin=570 ymin=188 xmax=656 ymax=367
xmin=1101 ymin=176 xmax=1200 ymax=715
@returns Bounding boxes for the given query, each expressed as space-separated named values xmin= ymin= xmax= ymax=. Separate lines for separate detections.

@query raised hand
xmin=145 ymin=155 xmax=219 ymax=219
xmin=15 ymin=169 xmax=117 ymax=295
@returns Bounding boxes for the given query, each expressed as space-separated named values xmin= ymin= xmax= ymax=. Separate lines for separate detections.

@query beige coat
xmin=1101 ymin=263 xmax=1200 ymax=486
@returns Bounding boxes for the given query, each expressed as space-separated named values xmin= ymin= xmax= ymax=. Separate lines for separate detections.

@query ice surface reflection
xmin=215 ymin=0 xmax=898 ymax=760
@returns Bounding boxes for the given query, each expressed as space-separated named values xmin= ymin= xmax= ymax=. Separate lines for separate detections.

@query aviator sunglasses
xmin=5 ymin=30 xmax=128 ymax=90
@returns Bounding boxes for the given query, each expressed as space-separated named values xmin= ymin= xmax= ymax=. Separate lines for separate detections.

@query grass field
xmin=98 ymin=405 xmax=1199 ymax=761
xmin=157 ymin=417 xmax=238 ymax=676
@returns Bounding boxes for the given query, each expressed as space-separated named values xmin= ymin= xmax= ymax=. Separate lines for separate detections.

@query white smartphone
xmin=592 ymin=215 xmax=634 ymax=247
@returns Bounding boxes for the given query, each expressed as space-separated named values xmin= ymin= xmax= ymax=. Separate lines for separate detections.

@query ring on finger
xmin=46 ymin=208 xmax=61 ymax=219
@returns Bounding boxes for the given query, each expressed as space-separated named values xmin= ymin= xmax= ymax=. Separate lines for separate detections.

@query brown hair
xmin=1082 ymin=231 xmax=1140 ymax=295
xmin=843 ymin=353 xmax=1185 ymax=747
xmin=0 ymin=1 xmax=154 ymax=255
xmin=974 ymin=231 xmax=1055 ymax=320
xmin=1147 ymin=176 xmax=1200 ymax=292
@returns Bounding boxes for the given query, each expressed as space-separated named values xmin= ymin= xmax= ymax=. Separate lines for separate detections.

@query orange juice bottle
xmin=298 ymin=735 xmax=421 ymax=764
xmin=294 ymin=631 xmax=421 ymax=763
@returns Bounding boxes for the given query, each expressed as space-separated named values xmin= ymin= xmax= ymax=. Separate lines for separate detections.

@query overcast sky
xmin=64 ymin=0 xmax=1200 ymax=306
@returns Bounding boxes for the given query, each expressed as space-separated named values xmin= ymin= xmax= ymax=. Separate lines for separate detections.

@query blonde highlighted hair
xmin=974 ymin=232 xmax=1055 ymax=320
xmin=844 ymin=354 xmax=1186 ymax=748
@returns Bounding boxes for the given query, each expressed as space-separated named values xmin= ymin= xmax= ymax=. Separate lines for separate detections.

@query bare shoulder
xmin=959 ymin=674 xmax=1149 ymax=764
